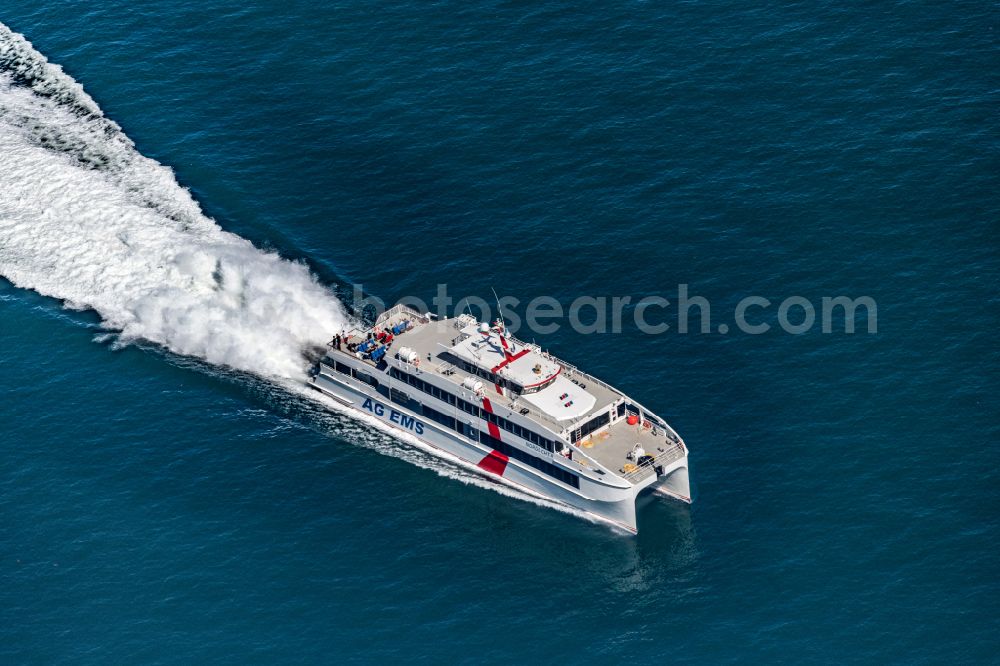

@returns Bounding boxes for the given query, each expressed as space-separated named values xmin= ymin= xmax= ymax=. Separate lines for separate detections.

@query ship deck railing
xmin=620 ymin=441 xmax=687 ymax=483
xmin=548 ymin=357 xmax=621 ymax=399
xmin=498 ymin=333 xmax=622 ymax=398
xmin=509 ymin=343 xmax=627 ymax=431
xmin=373 ymin=303 xmax=432 ymax=331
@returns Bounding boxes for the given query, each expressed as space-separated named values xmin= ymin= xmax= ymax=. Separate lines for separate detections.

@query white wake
xmin=0 ymin=24 xmax=618 ymax=532
xmin=0 ymin=23 xmax=349 ymax=378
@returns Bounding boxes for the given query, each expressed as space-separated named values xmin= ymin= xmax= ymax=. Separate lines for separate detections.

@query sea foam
xmin=0 ymin=23 xmax=608 ymax=528
xmin=0 ymin=23 xmax=350 ymax=378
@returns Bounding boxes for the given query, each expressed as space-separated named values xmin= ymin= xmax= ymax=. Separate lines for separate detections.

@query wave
xmin=0 ymin=23 xmax=615 ymax=530
xmin=0 ymin=23 xmax=349 ymax=378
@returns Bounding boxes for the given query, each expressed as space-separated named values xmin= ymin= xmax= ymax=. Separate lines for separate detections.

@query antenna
xmin=491 ymin=287 xmax=507 ymax=333
xmin=491 ymin=287 xmax=514 ymax=361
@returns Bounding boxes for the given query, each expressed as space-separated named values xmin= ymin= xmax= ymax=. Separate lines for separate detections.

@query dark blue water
xmin=1 ymin=2 xmax=997 ymax=663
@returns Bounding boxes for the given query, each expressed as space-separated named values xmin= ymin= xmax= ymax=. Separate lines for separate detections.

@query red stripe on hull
xmin=477 ymin=449 xmax=509 ymax=476
xmin=481 ymin=396 xmax=502 ymax=439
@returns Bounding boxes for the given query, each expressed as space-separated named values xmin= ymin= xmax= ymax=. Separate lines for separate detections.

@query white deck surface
xmin=520 ymin=374 xmax=596 ymax=421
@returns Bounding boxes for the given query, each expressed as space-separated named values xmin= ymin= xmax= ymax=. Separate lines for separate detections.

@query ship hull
xmin=309 ymin=370 xmax=689 ymax=533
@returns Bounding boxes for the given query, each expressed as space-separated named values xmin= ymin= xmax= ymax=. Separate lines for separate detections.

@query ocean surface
xmin=1 ymin=2 xmax=997 ymax=663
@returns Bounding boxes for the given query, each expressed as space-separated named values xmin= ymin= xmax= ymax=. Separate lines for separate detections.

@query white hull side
xmin=310 ymin=372 xmax=645 ymax=532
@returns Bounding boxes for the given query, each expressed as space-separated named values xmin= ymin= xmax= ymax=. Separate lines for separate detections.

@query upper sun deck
xmin=444 ymin=322 xmax=599 ymax=421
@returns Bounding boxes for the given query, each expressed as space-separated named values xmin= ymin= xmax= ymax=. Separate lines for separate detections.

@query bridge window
xmin=519 ymin=375 xmax=557 ymax=394
xmin=573 ymin=411 xmax=610 ymax=443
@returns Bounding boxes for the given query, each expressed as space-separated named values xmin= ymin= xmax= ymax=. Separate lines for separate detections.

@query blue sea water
xmin=1 ymin=1 xmax=998 ymax=663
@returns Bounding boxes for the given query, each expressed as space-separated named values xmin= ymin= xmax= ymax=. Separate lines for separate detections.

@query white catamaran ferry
xmin=309 ymin=304 xmax=691 ymax=533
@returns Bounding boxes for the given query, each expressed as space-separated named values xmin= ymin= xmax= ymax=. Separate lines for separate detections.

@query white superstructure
xmin=309 ymin=304 xmax=691 ymax=533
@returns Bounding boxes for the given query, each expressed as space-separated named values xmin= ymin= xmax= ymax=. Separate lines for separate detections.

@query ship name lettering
xmin=361 ymin=398 xmax=425 ymax=435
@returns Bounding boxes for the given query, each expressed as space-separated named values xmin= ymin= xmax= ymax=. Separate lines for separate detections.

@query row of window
xmin=332 ymin=360 xmax=380 ymax=387
xmin=452 ymin=357 xmax=518 ymax=392
xmin=417 ymin=407 xmax=579 ymax=489
xmin=330 ymin=360 xmax=619 ymax=452
xmin=389 ymin=367 xmax=558 ymax=451
xmin=450 ymin=357 xmax=555 ymax=396
xmin=478 ymin=430 xmax=580 ymax=489
xmin=421 ymin=403 xmax=457 ymax=431
xmin=327 ymin=360 xmax=579 ymax=490
xmin=572 ymin=410 xmax=611 ymax=443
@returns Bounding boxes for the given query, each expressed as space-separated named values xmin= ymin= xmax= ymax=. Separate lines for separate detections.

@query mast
xmin=490 ymin=287 xmax=514 ymax=362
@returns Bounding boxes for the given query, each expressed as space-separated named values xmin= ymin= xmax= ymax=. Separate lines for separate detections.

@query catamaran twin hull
xmin=308 ymin=304 xmax=691 ymax=533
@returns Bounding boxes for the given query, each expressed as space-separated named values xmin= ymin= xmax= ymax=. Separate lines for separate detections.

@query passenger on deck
xmin=628 ymin=444 xmax=646 ymax=461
